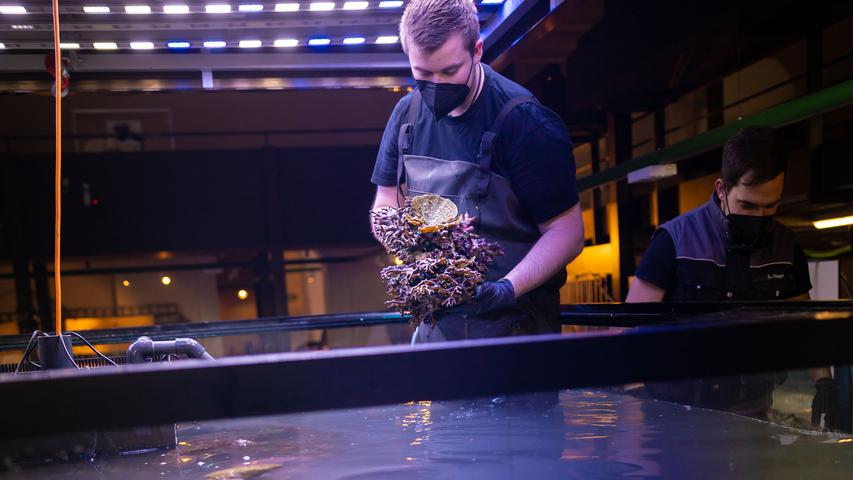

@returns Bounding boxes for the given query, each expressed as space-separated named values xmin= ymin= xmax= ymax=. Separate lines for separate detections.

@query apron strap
xmin=396 ymin=89 xmax=422 ymax=205
xmin=475 ymin=95 xmax=537 ymax=198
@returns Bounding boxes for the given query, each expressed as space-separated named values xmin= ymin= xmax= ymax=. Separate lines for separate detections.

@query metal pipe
xmin=2 ymin=301 xmax=852 ymax=351
xmin=127 ymin=336 xmax=214 ymax=363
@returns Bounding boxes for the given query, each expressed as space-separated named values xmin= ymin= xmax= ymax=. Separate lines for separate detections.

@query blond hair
xmin=399 ymin=0 xmax=480 ymax=55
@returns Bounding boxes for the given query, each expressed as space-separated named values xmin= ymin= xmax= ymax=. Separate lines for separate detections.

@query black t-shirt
xmin=370 ymin=64 xmax=578 ymax=225
xmin=635 ymin=229 xmax=813 ymax=298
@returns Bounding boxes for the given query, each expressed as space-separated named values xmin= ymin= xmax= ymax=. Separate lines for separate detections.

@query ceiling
xmin=0 ymin=0 xmax=559 ymax=92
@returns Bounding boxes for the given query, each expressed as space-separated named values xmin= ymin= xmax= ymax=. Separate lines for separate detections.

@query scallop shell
xmin=410 ymin=194 xmax=458 ymax=227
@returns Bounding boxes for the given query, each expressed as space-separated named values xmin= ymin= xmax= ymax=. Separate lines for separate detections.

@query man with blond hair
xmin=371 ymin=0 xmax=584 ymax=343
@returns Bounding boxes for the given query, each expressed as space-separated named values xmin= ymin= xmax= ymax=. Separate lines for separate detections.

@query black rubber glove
xmin=811 ymin=377 xmax=840 ymax=431
xmin=473 ymin=279 xmax=516 ymax=315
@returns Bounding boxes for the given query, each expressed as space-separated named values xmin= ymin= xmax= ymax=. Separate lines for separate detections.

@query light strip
xmin=0 ymin=42 xmax=5 ymax=48
xmin=167 ymin=40 xmax=191 ymax=48
xmin=343 ymin=1 xmax=367 ymax=9
xmin=238 ymin=4 xmax=263 ymax=11
xmin=481 ymin=0 xmax=504 ymax=4
xmin=814 ymin=215 xmax=853 ymax=230
xmin=60 ymin=42 xmax=81 ymax=49
xmin=308 ymin=37 xmax=331 ymax=45
xmin=163 ymin=4 xmax=190 ymax=13
xmin=11 ymin=24 xmax=33 ymax=29
xmin=203 ymin=40 xmax=227 ymax=48
xmin=205 ymin=4 xmax=232 ymax=13
xmin=239 ymin=39 xmax=262 ymax=48
xmin=378 ymin=0 xmax=402 ymax=7
xmin=130 ymin=41 xmax=154 ymax=49
xmin=83 ymin=5 xmax=110 ymax=13
xmin=343 ymin=36 xmax=365 ymax=45
xmin=125 ymin=5 xmax=152 ymax=14
xmin=0 ymin=6 xmax=26 ymax=14
xmin=375 ymin=35 xmax=398 ymax=44
xmin=274 ymin=38 xmax=298 ymax=47
xmin=309 ymin=2 xmax=335 ymax=10
xmin=93 ymin=42 xmax=119 ymax=50
xmin=275 ymin=3 xmax=299 ymax=11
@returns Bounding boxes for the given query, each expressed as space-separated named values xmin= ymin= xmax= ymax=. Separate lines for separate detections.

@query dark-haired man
xmin=370 ymin=0 xmax=584 ymax=342
xmin=627 ymin=126 xmax=838 ymax=430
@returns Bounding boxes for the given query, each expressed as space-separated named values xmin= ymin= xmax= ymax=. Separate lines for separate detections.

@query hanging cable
xmin=51 ymin=0 xmax=63 ymax=335
xmin=66 ymin=332 xmax=119 ymax=366
xmin=14 ymin=331 xmax=47 ymax=374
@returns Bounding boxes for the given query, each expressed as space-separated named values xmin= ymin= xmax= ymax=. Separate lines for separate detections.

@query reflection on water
xmin=561 ymin=390 xmax=662 ymax=477
xmin=5 ymin=390 xmax=853 ymax=479
xmin=401 ymin=400 xmax=432 ymax=446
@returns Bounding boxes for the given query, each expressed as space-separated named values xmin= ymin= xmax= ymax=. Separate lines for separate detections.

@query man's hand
xmin=370 ymin=185 xmax=402 ymax=250
xmin=811 ymin=377 xmax=840 ymax=431
xmin=473 ymin=278 xmax=516 ymax=315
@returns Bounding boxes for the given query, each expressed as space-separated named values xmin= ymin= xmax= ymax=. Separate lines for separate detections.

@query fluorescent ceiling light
xmin=83 ymin=5 xmax=110 ymax=13
xmin=813 ymin=215 xmax=853 ymax=230
xmin=308 ymin=37 xmax=331 ymax=45
xmin=130 ymin=41 xmax=154 ymax=49
xmin=205 ymin=4 xmax=232 ymax=13
xmin=60 ymin=42 xmax=81 ymax=49
xmin=203 ymin=40 xmax=227 ymax=47
xmin=274 ymin=38 xmax=298 ymax=47
xmin=238 ymin=3 xmax=263 ymax=11
xmin=481 ymin=0 xmax=504 ymax=4
xmin=0 ymin=43 xmax=5 ymax=48
xmin=11 ymin=24 xmax=32 ymax=29
xmin=309 ymin=2 xmax=335 ymax=10
xmin=343 ymin=36 xmax=365 ymax=45
xmin=627 ymin=164 xmax=678 ymax=184
xmin=343 ymin=1 xmax=367 ymax=9
xmin=0 ymin=6 xmax=26 ymax=14
xmin=378 ymin=1 xmax=402 ymax=7
xmin=375 ymin=35 xmax=398 ymax=44
xmin=275 ymin=3 xmax=299 ymax=11
xmin=239 ymin=39 xmax=262 ymax=48
xmin=93 ymin=42 xmax=119 ymax=49
xmin=163 ymin=4 xmax=189 ymax=13
xmin=125 ymin=5 xmax=152 ymax=14
xmin=167 ymin=41 xmax=191 ymax=48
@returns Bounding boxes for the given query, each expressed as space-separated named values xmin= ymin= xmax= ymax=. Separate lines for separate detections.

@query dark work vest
xmin=396 ymin=88 xmax=565 ymax=341
xmin=659 ymin=194 xmax=800 ymax=301
xmin=648 ymin=193 xmax=801 ymax=416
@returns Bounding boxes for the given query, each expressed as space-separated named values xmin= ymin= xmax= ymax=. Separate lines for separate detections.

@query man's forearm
xmin=504 ymin=227 xmax=584 ymax=297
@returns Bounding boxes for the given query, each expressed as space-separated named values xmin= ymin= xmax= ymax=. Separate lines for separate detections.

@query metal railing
xmin=2 ymin=300 xmax=850 ymax=351
xmin=0 ymin=302 xmax=188 ymax=330
xmin=561 ymin=273 xmax=615 ymax=303
xmin=0 ymin=127 xmax=385 ymax=154
xmin=0 ymin=354 xmax=126 ymax=374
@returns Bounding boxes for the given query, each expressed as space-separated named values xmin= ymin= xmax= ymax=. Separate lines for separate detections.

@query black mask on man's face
xmin=722 ymin=187 xmax=775 ymax=249
xmin=727 ymin=213 xmax=775 ymax=248
xmin=416 ymin=56 xmax=475 ymax=120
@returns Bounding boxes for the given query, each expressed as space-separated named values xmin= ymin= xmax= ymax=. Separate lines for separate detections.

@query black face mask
xmin=727 ymin=213 xmax=775 ymax=249
xmin=722 ymin=187 xmax=775 ymax=249
xmin=416 ymin=57 xmax=475 ymax=120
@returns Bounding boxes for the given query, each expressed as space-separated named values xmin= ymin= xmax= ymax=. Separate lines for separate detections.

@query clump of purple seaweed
xmin=371 ymin=198 xmax=503 ymax=326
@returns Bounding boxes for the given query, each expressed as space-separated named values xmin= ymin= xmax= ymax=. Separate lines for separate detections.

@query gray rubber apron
xmin=397 ymin=89 xmax=563 ymax=341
